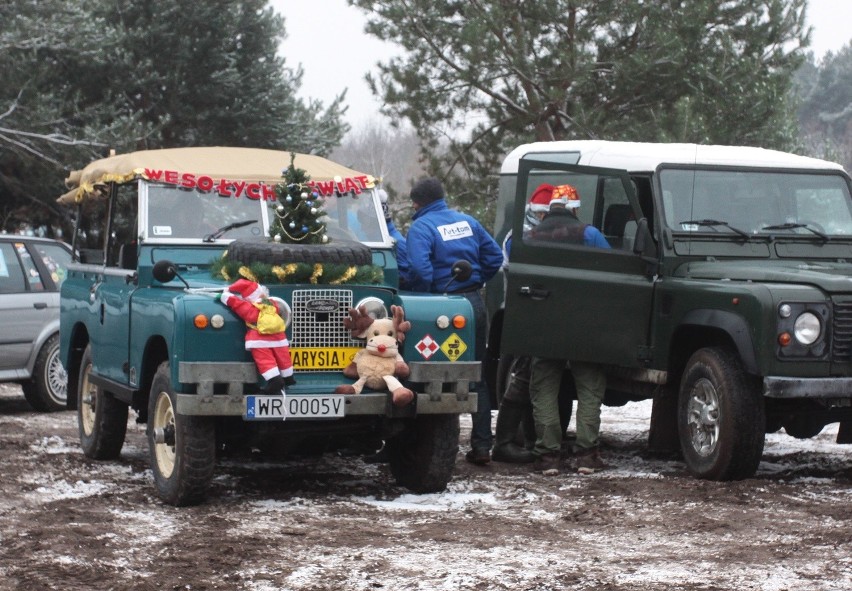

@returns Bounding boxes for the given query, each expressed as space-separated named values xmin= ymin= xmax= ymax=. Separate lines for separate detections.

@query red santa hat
xmin=550 ymin=184 xmax=581 ymax=209
xmin=528 ymin=183 xmax=554 ymax=212
xmin=228 ymin=278 xmax=266 ymax=303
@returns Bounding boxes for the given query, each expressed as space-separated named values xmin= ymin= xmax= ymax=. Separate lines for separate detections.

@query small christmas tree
xmin=269 ymin=154 xmax=328 ymax=244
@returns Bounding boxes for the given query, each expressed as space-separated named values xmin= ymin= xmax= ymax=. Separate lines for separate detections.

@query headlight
xmin=793 ymin=312 xmax=821 ymax=345
xmin=354 ymin=297 xmax=387 ymax=319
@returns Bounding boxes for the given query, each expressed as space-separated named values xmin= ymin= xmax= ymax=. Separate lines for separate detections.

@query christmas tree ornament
xmin=274 ymin=234 xmax=281 ymax=242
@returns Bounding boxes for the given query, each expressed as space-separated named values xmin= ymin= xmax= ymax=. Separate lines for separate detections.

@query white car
xmin=0 ymin=235 xmax=72 ymax=411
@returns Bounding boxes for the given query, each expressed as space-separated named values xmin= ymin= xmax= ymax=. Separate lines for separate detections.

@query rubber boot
xmin=492 ymin=399 xmax=536 ymax=463
xmin=263 ymin=375 xmax=286 ymax=395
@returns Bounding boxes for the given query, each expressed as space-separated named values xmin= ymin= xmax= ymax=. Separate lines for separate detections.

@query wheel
xmin=77 ymin=345 xmax=128 ymax=459
xmin=386 ymin=414 xmax=459 ymax=493
xmin=22 ymin=333 xmax=67 ymax=412
xmin=494 ymin=354 xmax=515 ymax=407
xmin=226 ymin=237 xmax=372 ymax=266
xmin=678 ymin=347 xmax=765 ymax=480
xmin=147 ymin=361 xmax=215 ymax=506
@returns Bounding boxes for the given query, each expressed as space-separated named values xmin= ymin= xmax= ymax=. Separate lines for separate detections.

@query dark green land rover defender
xmin=59 ymin=147 xmax=479 ymax=505
xmin=486 ymin=140 xmax=852 ymax=480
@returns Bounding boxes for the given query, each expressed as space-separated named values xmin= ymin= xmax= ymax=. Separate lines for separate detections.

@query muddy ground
xmin=0 ymin=383 xmax=850 ymax=591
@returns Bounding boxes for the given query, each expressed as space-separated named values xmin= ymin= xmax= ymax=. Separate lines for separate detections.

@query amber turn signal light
xmin=452 ymin=315 xmax=466 ymax=329
xmin=194 ymin=314 xmax=209 ymax=329
xmin=778 ymin=332 xmax=791 ymax=346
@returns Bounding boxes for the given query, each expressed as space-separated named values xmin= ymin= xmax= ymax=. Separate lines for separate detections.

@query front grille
xmin=831 ymin=299 xmax=852 ymax=362
xmin=289 ymin=288 xmax=361 ymax=349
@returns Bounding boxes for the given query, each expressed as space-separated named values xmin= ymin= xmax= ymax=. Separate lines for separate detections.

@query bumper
xmin=763 ymin=376 xmax=852 ymax=399
xmin=176 ymin=361 xmax=480 ymax=417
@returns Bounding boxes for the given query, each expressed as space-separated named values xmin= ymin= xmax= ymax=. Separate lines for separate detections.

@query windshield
xmin=659 ymin=169 xmax=852 ymax=237
xmin=144 ymin=182 xmax=389 ymax=245
xmin=145 ymin=183 xmax=265 ymax=242
xmin=318 ymin=190 xmax=387 ymax=244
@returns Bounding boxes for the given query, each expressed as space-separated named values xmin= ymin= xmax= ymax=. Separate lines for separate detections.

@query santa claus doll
xmin=220 ymin=278 xmax=295 ymax=395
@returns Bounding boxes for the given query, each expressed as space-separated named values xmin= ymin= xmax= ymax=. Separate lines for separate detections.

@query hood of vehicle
xmin=675 ymin=259 xmax=852 ymax=293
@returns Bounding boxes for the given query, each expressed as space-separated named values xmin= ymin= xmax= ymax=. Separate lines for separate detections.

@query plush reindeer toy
xmin=335 ymin=304 xmax=415 ymax=407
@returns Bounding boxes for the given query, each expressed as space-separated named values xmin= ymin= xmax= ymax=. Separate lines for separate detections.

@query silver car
xmin=0 ymin=235 xmax=72 ymax=411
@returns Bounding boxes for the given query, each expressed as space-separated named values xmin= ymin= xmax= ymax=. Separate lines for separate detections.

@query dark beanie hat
xmin=410 ymin=177 xmax=445 ymax=205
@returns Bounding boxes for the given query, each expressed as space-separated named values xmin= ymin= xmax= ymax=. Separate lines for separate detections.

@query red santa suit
xmin=220 ymin=279 xmax=294 ymax=390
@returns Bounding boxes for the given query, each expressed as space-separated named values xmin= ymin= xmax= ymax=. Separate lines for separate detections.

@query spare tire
xmin=227 ymin=238 xmax=372 ymax=266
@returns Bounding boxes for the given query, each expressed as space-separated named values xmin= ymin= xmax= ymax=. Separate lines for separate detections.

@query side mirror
xmin=450 ymin=260 xmax=473 ymax=283
xmin=152 ymin=260 xmax=178 ymax=283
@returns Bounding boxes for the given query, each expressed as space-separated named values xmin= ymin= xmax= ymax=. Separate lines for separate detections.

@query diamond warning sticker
xmin=415 ymin=334 xmax=440 ymax=359
xmin=440 ymin=333 xmax=467 ymax=361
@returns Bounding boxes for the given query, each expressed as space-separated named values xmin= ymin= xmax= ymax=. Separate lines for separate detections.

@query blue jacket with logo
xmin=406 ymin=199 xmax=503 ymax=293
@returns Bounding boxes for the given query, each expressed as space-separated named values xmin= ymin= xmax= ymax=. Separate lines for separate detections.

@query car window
xmin=15 ymin=242 xmax=46 ymax=291
xmin=0 ymin=242 xmax=27 ymax=293
xmin=32 ymin=242 xmax=72 ymax=287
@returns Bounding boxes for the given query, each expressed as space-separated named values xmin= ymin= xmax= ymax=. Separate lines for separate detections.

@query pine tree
xmin=352 ymin=0 xmax=811 ymax=225
xmin=269 ymin=155 xmax=328 ymax=245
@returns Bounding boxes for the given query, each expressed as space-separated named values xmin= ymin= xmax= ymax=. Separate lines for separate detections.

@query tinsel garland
xmin=210 ymin=254 xmax=384 ymax=286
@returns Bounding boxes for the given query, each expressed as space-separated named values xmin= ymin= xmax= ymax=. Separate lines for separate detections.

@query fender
xmin=679 ymin=309 xmax=759 ymax=375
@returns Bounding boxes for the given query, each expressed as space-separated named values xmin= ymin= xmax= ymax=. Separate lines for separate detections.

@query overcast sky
xmin=275 ymin=0 xmax=852 ymax=131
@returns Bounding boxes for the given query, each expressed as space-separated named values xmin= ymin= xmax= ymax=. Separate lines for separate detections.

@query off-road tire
xmin=387 ymin=414 xmax=459 ymax=493
xmin=226 ymin=238 xmax=372 ymax=266
xmin=678 ymin=347 xmax=765 ymax=480
xmin=495 ymin=354 xmax=516 ymax=407
xmin=148 ymin=361 xmax=215 ymax=506
xmin=77 ymin=345 xmax=128 ymax=459
xmin=22 ymin=333 xmax=67 ymax=412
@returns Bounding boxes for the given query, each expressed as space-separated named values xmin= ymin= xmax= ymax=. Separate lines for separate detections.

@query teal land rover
xmin=59 ymin=147 xmax=478 ymax=505
xmin=486 ymin=140 xmax=852 ymax=480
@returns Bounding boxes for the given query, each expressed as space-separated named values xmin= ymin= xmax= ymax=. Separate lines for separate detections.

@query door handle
xmin=519 ymin=286 xmax=550 ymax=300
xmin=33 ymin=302 xmax=47 ymax=310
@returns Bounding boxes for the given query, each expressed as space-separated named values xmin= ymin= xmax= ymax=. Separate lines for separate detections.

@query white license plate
xmin=244 ymin=395 xmax=345 ymax=421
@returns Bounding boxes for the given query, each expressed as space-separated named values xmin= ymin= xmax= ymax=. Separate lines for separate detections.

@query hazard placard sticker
xmin=440 ymin=334 xmax=467 ymax=361
xmin=415 ymin=334 xmax=440 ymax=359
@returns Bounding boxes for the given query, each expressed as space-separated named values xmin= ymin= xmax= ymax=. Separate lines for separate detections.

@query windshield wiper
xmin=203 ymin=219 xmax=258 ymax=242
xmin=761 ymin=222 xmax=829 ymax=241
xmin=679 ymin=219 xmax=750 ymax=239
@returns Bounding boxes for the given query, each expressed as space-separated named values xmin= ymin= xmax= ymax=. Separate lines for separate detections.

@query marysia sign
xmin=144 ymin=168 xmax=373 ymax=200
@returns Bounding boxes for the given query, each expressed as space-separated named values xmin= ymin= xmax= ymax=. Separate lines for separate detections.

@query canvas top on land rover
xmin=59 ymin=147 xmax=479 ymax=506
xmin=486 ymin=140 xmax=852 ymax=481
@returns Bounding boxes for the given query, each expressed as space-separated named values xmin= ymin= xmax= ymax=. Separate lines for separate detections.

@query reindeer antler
xmin=391 ymin=305 xmax=411 ymax=343
xmin=343 ymin=305 xmax=376 ymax=339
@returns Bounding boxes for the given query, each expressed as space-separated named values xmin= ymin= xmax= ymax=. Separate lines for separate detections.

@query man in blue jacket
xmin=407 ymin=177 xmax=504 ymax=464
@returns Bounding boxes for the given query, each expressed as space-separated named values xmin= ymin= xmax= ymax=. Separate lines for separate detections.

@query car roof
xmin=0 ymin=234 xmax=70 ymax=247
xmin=58 ymin=147 xmax=373 ymax=205
xmin=500 ymin=140 xmax=847 ymax=175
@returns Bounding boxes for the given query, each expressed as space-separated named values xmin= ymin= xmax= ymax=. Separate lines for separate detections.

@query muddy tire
xmin=22 ymin=333 xmax=67 ymax=412
xmin=77 ymin=345 xmax=128 ymax=459
xmin=387 ymin=414 xmax=459 ymax=493
xmin=495 ymin=354 xmax=515 ymax=406
xmin=147 ymin=362 xmax=215 ymax=506
xmin=678 ymin=347 xmax=765 ymax=480
xmin=226 ymin=238 xmax=372 ymax=266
